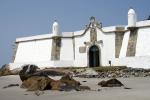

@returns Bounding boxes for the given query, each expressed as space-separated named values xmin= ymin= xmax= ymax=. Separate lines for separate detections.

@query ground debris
xmin=124 ymin=86 xmax=132 ymax=89
xmin=34 ymin=90 xmax=44 ymax=96
xmin=3 ymin=84 xmax=19 ymax=89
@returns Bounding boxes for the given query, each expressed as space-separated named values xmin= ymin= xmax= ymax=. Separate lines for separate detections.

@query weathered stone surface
xmin=19 ymin=65 xmax=83 ymax=91
xmin=19 ymin=64 xmax=39 ymax=81
xmin=126 ymin=29 xmax=138 ymax=57
xmin=56 ymin=74 xmax=82 ymax=91
xmin=20 ymin=73 xmax=84 ymax=91
xmin=51 ymin=38 xmax=61 ymax=60
xmin=98 ymin=78 xmax=124 ymax=87
xmin=11 ymin=68 xmax=21 ymax=75
xmin=50 ymin=80 xmax=65 ymax=90
xmin=0 ymin=64 xmax=12 ymax=76
xmin=21 ymin=76 xmax=53 ymax=91
xmin=60 ymin=74 xmax=81 ymax=86
xmin=115 ymin=32 xmax=124 ymax=58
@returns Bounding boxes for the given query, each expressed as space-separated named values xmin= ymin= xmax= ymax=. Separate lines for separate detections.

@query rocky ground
xmin=73 ymin=66 xmax=150 ymax=78
xmin=0 ymin=64 xmax=150 ymax=99
xmin=0 ymin=75 xmax=150 ymax=100
xmin=1 ymin=64 xmax=150 ymax=78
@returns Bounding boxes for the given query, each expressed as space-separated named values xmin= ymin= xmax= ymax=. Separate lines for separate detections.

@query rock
xmin=78 ymin=86 xmax=91 ymax=91
xmin=76 ymin=68 xmax=98 ymax=78
xmin=0 ymin=64 xmax=12 ymax=76
xmin=19 ymin=64 xmax=39 ymax=81
xmin=20 ymin=74 xmax=90 ymax=92
xmin=98 ymin=80 xmax=106 ymax=86
xmin=108 ymin=73 xmax=117 ymax=78
xmin=51 ymin=74 xmax=91 ymax=91
xmin=50 ymin=80 xmax=65 ymax=90
xmin=98 ymin=78 xmax=124 ymax=87
xmin=34 ymin=90 xmax=44 ymax=96
xmin=42 ymin=69 xmax=66 ymax=76
xmin=21 ymin=76 xmax=53 ymax=91
xmin=11 ymin=68 xmax=21 ymax=75
xmin=58 ymin=74 xmax=84 ymax=91
xmin=60 ymin=74 xmax=81 ymax=86
xmin=32 ymin=71 xmax=48 ymax=77
xmin=73 ymin=68 xmax=85 ymax=74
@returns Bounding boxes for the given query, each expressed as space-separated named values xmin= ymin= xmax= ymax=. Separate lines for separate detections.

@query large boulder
xmin=20 ymin=75 xmax=80 ymax=91
xmin=19 ymin=64 xmax=39 ymax=81
xmin=21 ymin=76 xmax=53 ymax=91
xmin=0 ymin=64 xmax=12 ymax=76
xmin=20 ymin=73 xmax=89 ymax=91
xmin=98 ymin=78 xmax=124 ymax=87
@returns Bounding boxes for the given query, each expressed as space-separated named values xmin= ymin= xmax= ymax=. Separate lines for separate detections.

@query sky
xmin=0 ymin=0 xmax=150 ymax=67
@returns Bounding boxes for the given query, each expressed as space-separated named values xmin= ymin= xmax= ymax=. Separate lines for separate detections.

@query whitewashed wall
xmin=60 ymin=38 xmax=74 ymax=60
xmin=116 ymin=26 xmax=150 ymax=68
xmin=114 ymin=57 xmax=150 ymax=69
xmin=136 ymin=27 xmax=150 ymax=56
xmin=97 ymin=29 xmax=115 ymax=66
xmin=74 ymin=30 xmax=90 ymax=67
xmin=10 ymin=39 xmax=53 ymax=69
xmin=56 ymin=38 xmax=74 ymax=67
xmin=14 ymin=39 xmax=52 ymax=63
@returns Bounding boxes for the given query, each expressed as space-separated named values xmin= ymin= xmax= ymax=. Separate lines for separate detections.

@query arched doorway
xmin=89 ymin=45 xmax=100 ymax=67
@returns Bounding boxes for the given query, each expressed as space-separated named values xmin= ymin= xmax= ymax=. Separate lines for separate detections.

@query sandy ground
xmin=0 ymin=75 xmax=150 ymax=100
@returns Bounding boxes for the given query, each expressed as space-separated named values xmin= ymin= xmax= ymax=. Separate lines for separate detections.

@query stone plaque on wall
xmin=79 ymin=46 xmax=86 ymax=53
xmin=90 ymin=28 xmax=97 ymax=43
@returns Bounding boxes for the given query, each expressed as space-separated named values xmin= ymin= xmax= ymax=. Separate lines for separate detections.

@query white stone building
xmin=9 ymin=9 xmax=150 ymax=69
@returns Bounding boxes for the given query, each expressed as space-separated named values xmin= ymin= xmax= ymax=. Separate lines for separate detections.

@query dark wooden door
xmin=89 ymin=45 xmax=100 ymax=67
